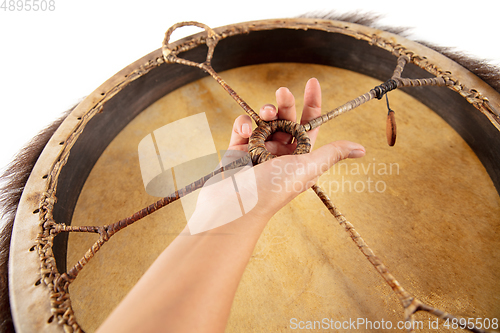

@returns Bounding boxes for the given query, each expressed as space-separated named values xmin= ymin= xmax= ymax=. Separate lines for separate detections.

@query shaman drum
xmin=8 ymin=18 xmax=500 ymax=332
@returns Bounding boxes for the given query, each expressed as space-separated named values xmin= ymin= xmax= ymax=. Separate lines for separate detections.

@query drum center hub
xmin=248 ymin=119 xmax=311 ymax=165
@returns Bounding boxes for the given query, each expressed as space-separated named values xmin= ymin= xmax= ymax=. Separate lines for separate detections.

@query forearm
xmin=96 ymin=211 xmax=270 ymax=333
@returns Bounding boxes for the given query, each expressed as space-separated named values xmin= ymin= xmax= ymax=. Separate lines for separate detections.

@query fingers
xmin=259 ymin=104 xmax=278 ymax=122
xmin=305 ymin=140 xmax=366 ymax=177
xmin=276 ymin=87 xmax=297 ymax=123
xmin=300 ymin=78 xmax=322 ymax=149
xmin=254 ymin=140 xmax=365 ymax=218
xmin=253 ymin=78 xmax=325 ymax=156
xmin=301 ymin=78 xmax=321 ymax=123
xmin=228 ymin=115 xmax=252 ymax=150
xmin=258 ymin=102 xmax=291 ymax=148
xmin=271 ymin=87 xmax=296 ymax=145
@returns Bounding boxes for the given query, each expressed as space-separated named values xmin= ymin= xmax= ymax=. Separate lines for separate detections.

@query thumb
xmin=304 ymin=140 xmax=365 ymax=177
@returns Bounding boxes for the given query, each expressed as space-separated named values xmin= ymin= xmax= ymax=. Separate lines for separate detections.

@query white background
xmin=0 ymin=0 xmax=498 ymax=176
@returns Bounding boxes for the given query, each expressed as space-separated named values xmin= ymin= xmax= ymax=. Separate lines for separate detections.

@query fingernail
xmin=348 ymin=149 xmax=366 ymax=158
xmin=263 ymin=104 xmax=276 ymax=113
xmin=242 ymin=123 xmax=251 ymax=136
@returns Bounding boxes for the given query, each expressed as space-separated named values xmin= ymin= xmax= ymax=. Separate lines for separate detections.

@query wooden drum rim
xmin=8 ymin=18 xmax=500 ymax=332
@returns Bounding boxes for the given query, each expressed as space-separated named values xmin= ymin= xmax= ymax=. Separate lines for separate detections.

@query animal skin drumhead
xmin=66 ymin=63 xmax=500 ymax=332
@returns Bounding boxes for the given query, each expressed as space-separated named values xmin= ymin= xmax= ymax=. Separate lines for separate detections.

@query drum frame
xmin=8 ymin=18 xmax=500 ymax=332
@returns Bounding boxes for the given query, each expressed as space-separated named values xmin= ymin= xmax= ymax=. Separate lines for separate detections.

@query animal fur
xmin=0 ymin=12 xmax=498 ymax=333
xmin=0 ymin=107 xmax=73 ymax=333
xmin=299 ymin=11 xmax=500 ymax=93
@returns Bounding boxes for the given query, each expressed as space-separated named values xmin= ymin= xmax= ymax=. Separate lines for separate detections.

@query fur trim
xmin=419 ymin=42 xmax=500 ymax=92
xmin=300 ymin=10 xmax=411 ymax=36
xmin=299 ymin=11 xmax=500 ymax=93
xmin=0 ymin=106 xmax=74 ymax=333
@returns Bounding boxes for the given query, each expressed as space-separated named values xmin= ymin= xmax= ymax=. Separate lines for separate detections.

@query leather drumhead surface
xmin=67 ymin=63 xmax=500 ymax=332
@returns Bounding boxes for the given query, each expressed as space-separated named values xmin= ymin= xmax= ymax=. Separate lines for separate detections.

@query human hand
xmin=188 ymin=79 xmax=365 ymax=235
xmin=228 ymin=78 xmax=323 ymax=154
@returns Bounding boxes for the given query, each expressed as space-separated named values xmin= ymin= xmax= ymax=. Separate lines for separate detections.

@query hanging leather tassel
xmin=385 ymin=95 xmax=397 ymax=146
